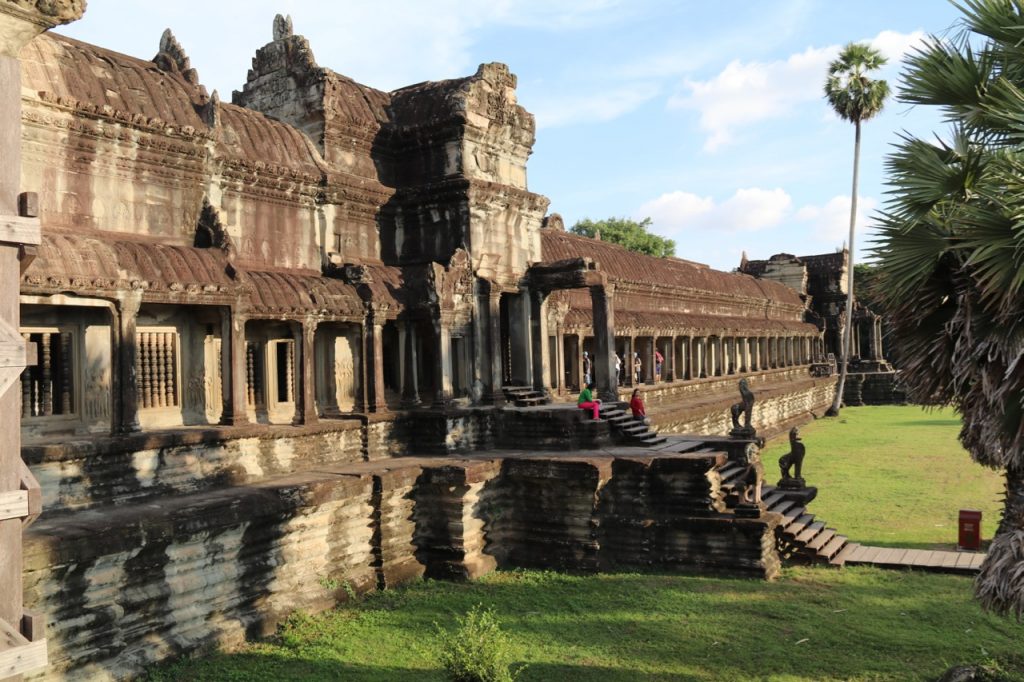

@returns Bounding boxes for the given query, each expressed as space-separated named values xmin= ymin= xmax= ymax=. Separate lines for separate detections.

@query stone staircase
xmin=602 ymin=402 xmax=666 ymax=447
xmin=716 ymin=461 xmax=983 ymax=573
xmin=502 ymin=385 xmax=549 ymax=407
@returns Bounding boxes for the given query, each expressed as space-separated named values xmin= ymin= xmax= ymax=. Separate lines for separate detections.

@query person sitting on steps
xmin=629 ymin=388 xmax=647 ymax=422
xmin=577 ymin=383 xmax=601 ymax=420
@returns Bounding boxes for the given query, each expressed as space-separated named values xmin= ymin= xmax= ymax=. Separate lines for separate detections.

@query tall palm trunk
xmin=976 ymin=464 xmax=1024 ymax=620
xmin=828 ymin=119 xmax=861 ymax=416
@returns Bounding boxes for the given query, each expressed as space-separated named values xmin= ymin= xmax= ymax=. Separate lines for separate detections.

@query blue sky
xmin=60 ymin=1 xmax=964 ymax=271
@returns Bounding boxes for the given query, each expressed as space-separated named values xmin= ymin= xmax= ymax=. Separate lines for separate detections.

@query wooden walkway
xmin=715 ymin=460 xmax=987 ymax=575
xmin=843 ymin=545 xmax=985 ymax=573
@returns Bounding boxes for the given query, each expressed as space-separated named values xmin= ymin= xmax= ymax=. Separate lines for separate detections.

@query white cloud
xmin=532 ymin=84 xmax=660 ymax=128
xmin=796 ymin=194 xmax=878 ymax=245
xmin=62 ymin=0 xmax=636 ymax=95
xmin=638 ymin=187 xmax=792 ymax=235
xmin=668 ymin=29 xmax=927 ymax=152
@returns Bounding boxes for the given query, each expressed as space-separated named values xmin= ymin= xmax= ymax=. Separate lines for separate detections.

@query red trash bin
xmin=958 ymin=509 xmax=982 ymax=551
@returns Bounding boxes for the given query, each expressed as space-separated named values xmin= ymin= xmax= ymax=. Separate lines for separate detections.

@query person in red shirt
xmin=630 ymin=388 xmax=646 ymax=420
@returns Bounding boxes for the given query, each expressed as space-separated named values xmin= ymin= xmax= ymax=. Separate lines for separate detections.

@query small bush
xmin=435 ymin=604 xmax=524 ymax=682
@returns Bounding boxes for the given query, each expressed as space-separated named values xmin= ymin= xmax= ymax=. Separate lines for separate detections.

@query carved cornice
xmin=0 ymin=0 xmax=85 ymax=56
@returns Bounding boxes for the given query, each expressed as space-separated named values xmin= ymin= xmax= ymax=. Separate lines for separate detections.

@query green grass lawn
xmin=151 ymin=568 xmax=1024 ymax=682
xmin=761 ymin=406 xmax=1005 ymax=549
xmin=150 ymin=406 xmax=1021 ymax=681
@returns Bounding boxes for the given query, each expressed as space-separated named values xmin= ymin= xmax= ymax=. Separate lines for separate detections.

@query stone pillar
xmin=667 ymin=336 xmax=676 ymax=382
xmin=555 ymin=324 xmax=565 ymax=396
xmin=366 ymin=312 xmax=387 ymax=413
xmin=401 ymin=320 xmax=420 ymax=407
xmin=220 ymin=308 xmax=248 ymax=425
xmin=645 ymin=336 xmax=655 ymax=383
xmin=509 ymin=289 xmax=532 ymax=386
xmin=590 ymin=284 xmax=618 ymax=403
xmin=291 ymin=320 xmax=318 ymax=425
xmin=486 ymin=290 xmax=504 ymax=404
xmin=622 ymin=335 xmax=630 ymax=385
xmin=433 ymin=316 xmax=453 ymax=408
xmin=117 ymin=292 xmax=142 ymax=433
xmin=530 ymin=290 xmax=549 ymax=393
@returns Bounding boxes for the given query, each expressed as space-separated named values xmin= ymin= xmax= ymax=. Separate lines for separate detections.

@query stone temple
xmin=0 ymin=4 xmax=891 ymax=680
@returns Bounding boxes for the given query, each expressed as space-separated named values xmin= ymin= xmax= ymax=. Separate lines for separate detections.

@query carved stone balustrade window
xmin=135 ymin=329 xmax=180 ymax=410
xmin=21 ymin=330 xmax=75 ymax=418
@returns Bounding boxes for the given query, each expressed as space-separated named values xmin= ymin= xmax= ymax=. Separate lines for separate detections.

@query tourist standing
xmin=577 ymin=383 xmax=601 ymax=420
xmin=655 ymin=349 xmax=664 ymax=380
xmin=633 ymin=352 xmax=642 ymax=384
xmin=582 ymin=351 xmax=592 ymax=386
xmin=615 ymin=353 xmax=622 ymax=386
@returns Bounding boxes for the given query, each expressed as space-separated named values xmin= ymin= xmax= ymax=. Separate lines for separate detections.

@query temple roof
xmin=21 ymin=33 xmax=209 ymax=131
xmin=563 ymin=307 xmax=816 ymax=335
xmin=540 ymin=229 xmax=804 ymax=307
xmin=22 ymin=232 xmax=237 ymax=299
xmin=244 ymin=270 xmax=364 ymax=318
xmin=217 ymin=103 xmax=325 ymax=176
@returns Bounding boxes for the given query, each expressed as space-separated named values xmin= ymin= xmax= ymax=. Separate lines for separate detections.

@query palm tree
xmin=873 ymin=0 xmax=1024 ymax=619
xmin=823 ymin=43 xmax=890 ymax=416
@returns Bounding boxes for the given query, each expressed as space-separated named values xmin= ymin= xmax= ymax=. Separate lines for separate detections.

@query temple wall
xmin=19 ymin=98 xmax=208 ymax=241
xmin=23 ymin=453 xmax=777 ymax=681
xmin=651 ymin=374 xmax=837 ymax=440
xmin=23 ymin=422 xmax=364 ymax=514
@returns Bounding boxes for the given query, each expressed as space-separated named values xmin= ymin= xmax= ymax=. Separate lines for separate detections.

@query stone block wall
xmin=648 ymin=373 xmax=836 ymax=440
xmin=23 ymin=421 xmax=364 ymax=513
xmin=23 ymin=451 xmax=779 ymax=680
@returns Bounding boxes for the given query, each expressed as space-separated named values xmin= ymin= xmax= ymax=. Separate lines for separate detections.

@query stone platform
xmin=23 ymin=434 xmax=779 ymax=681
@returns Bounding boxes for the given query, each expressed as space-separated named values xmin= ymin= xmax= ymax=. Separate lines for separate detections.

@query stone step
xmin=761 ymin=491 xmax=784 ymax=508
xmin=780 ymin=505 xmax=805 ymax=523
xmin=768 ymin=499 xmax=795 ymax=516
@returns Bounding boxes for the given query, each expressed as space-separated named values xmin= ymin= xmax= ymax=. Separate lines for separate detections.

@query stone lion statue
xmin=730 ymin=378 xmax=755 ymax=431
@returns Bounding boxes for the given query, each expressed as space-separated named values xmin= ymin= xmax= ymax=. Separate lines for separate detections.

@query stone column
xmin=433 ymin=315 xmax=453 ymax=408
xmin=117 ymin=291 xmax=142 ymax=433
xmin=590 ymin=283 xmax=617 ymax=403
xmin=626 ymin=336 xmax=635 ymax=386
xmin=667 ymin=336 xmax=676 ymax=382
xmin=401 ymin=320 xmax=420 ymax=407
xmin=555 ymin=324 xmax=565 ymax=396
xmin=530 ymin=290 xmax=549 ymax=393
xmin=220 ymin=308 xmax=248 ymax=425
xmin=366 ymin=311 xmax=387 ymax=413
xmin=291 ymin=320 xmax=318 ymax=425
xmin=509 ymin=289 xmax=532 ymax=386
xmin=486 ymin=289 xmax=504 ymax=404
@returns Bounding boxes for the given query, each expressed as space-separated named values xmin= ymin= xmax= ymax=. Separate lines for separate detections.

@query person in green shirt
xmin=577 ymin=383 xmax=601 ymax=420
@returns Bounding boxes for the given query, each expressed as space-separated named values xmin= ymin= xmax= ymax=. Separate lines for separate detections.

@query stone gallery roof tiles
xmin=541 ymin=229 xmax=803 ymax=307
xmin=323 ymin=71 xmax=392 ymax=128
xmin=21 ymin=33 xmax=209 ymax=132
xmin=217 ymin=103 xmax=325 ymax=177
xmin=244 ymin=270 xmax=364 ymax=318
xmin=563 ymin=307 xmax=816 ymax=335
xmin=21 ymin=232 xmax=236 ymax=297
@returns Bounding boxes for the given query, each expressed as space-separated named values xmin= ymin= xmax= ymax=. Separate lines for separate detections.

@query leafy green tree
xmin=824 ymin=43 xmax=891 ymax=416
xmin=570 ymin=217 xmax=675 ymax=258
xmin=873 ymin=0 xmax=1024 ymax=618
